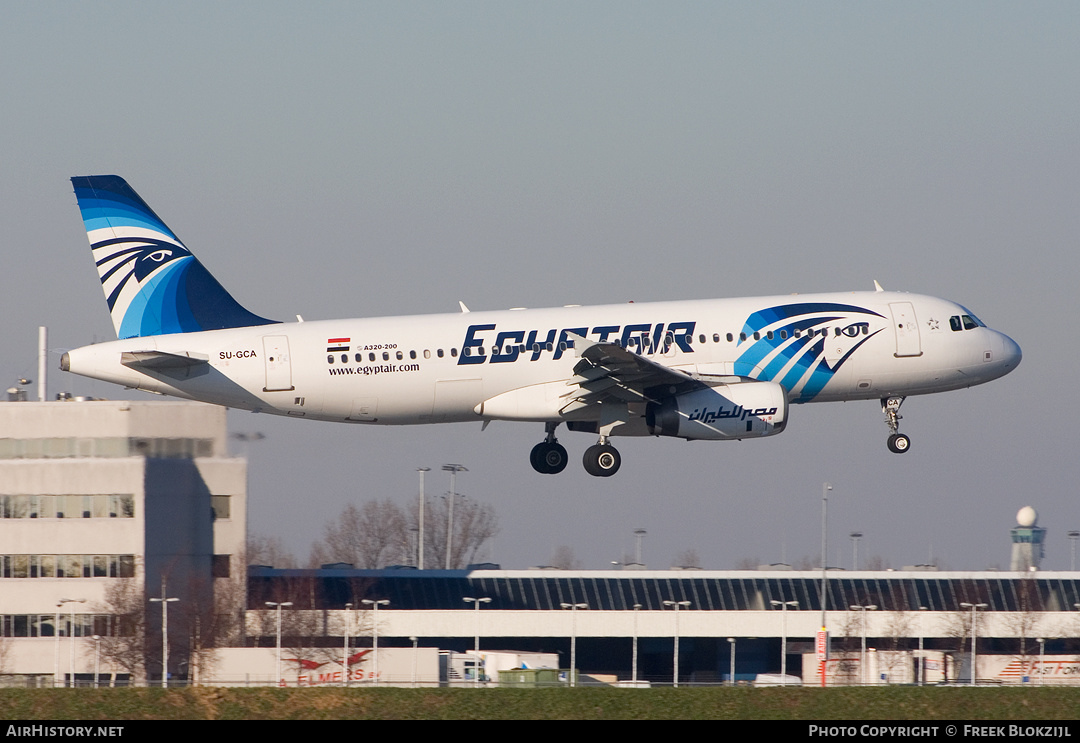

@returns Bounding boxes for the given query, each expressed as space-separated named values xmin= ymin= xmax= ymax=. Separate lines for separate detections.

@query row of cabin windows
xmin=325 ymin=325 xmax=871 ymax=365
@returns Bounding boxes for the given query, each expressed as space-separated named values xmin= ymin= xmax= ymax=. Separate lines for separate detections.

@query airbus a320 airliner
xmin=61 ymin=176 xmax=1021 ymax=477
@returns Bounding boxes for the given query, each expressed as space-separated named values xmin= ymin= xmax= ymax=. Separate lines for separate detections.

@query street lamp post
xmin=1036 ymin=637 xmax=1045 ymax=686
xmin=960 ymin=602 xmax=988 ymax=685
xmin=55 ymin=598 xmax=84 ymax=687
xmin=728 ymin=637 xmax=736 ymax=686
xmin=663 ymin=600 xmax=691 ymax=687
xmin=362 ymin=599 xmax=390 ymax=684
xmin=850 ymin=603 xmax=877 ymax=686
xmin=463 ymin=596 xmax=491 ymax=684
xmin=342 ymin=602 xmax=353 ymax=687
xmin=770 ymin=599 xmax=798 ymax=683
xmin=917 ymin=606 xmax=928 ymax=686
xmin=149 ymin=585 xmax=179 ymax=688
xmin=819 ymin=482 xmax=833 ymax=688
xmin=442 ymin=464 xmax=467 ymax=569
xmin=1069 ymin=531 xmax=1079 ymax=572
xmin=631 ymin=604 xmax=642 ymax=685
xmin=560 ymin=602 xmax=587 ymax=687
xmin=265 ymin=601 xmax=293 ymax=685
xmin=417 ymin=467 xmax=430 ymax=569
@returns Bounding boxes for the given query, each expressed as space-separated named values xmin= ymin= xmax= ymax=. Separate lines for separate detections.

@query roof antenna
xmin=873 ymin=280 xmax=885 ymax=292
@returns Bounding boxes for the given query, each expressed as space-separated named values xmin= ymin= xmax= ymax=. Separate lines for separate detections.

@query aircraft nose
xmin=996 ymin=331 xmax=1022 ymax=373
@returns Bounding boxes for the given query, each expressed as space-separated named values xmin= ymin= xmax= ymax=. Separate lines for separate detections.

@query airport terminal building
xmin=3 ymin=397 xmax=1079 ymax=686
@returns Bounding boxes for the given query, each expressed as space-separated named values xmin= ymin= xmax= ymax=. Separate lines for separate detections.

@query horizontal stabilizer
xmin=121 ymin=350 xmax=209 ymax=369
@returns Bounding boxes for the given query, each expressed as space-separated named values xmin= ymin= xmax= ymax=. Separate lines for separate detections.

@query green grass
xmin=1 ymin=686 xmax=1079 ymax=720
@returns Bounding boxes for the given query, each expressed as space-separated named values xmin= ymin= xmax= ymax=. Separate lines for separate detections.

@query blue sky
xmin=2 ymin=2 xmax=1078 ymax=570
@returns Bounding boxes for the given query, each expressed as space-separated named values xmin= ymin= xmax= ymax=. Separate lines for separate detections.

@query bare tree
xmin=419 ymin=494 xmax=498 ymax=569
xmin=92 ymin=577 xmax=147 ymax=686
xmin=247 ymin=533 xmax=299 ymax=569
xmin=310 ymin=499 xmax=411 ymax=569
xmin=550 ymin=545 xmax=582 ymax=570
xmin=673 ymin=549 xmax=701 ymax=569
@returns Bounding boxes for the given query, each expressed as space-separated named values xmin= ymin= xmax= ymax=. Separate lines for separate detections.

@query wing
xmin=559 ymin=333 xmax=740 ymax=413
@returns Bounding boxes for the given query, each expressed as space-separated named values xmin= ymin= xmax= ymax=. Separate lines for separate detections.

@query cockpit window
xmin=950 ymin=311 xmax=987 ymax=332
xmin=950 ymin=316 xmax=962 ymax=332
xmin=962 ymin=315 xmax=979 ymax=330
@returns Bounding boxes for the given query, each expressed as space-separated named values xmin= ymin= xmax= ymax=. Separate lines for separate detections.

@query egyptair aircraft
xmin=61 ymin=175 xmax=1021 ymax=477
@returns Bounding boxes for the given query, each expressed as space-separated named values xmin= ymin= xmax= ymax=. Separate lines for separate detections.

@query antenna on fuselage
xmin=873 ymin=280 xmax=885 ymax=292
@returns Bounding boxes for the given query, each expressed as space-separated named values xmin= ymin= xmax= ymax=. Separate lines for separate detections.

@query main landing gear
xmin=530 ymin=424 xmax=622 ymax=477
xmin=882 ymin=396 xmax=911 ymax=454
xmin=530 ymin=422 xmax=568 ymax=474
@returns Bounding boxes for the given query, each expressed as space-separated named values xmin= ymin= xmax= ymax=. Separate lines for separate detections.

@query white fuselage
xmin=62 ymin=290 xmax=1020 ymax=430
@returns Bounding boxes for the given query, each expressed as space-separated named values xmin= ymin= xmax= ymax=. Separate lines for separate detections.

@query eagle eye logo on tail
xmin=72 ymin=175 xmax=278 ymax=339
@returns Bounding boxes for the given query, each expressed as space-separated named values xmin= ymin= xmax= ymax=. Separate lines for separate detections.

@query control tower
xmin=1010 ymin=506 xmax=1047 ymax=571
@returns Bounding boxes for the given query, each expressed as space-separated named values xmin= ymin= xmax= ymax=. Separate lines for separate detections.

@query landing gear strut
xmin=882 ymin=396 xmax=911 ymax=454
xmin=583 ymin=437 xmax=621 ymax=477
xmin=530 ymin=422 xmax=568 ymax=474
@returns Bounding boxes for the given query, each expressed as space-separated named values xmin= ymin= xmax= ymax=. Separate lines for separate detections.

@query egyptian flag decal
xmin=327 ymin=337 xmax=350 ymax=352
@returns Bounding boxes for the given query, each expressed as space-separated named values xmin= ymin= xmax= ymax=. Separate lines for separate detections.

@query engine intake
xmin=646 ymin=382 xmax=788 ymax=440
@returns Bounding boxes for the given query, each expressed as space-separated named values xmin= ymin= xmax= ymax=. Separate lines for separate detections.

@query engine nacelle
xmin=646 ymin=382 xmax=788 ymax=440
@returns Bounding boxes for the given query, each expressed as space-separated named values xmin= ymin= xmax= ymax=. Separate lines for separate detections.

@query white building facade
xmin=0 ymin=400 xmax=246 ymax=686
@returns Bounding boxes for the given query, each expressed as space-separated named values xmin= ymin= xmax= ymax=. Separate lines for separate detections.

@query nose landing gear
xmin=882 ymin=396 xmax=911 ymax=454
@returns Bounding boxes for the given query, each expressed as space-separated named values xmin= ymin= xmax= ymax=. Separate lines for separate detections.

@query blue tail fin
xmin=71 ymin=175 xmax=279 ymax=339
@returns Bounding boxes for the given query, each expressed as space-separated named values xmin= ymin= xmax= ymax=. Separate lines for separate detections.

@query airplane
xmin=61 ymin=175 xmax=1022 ymax=477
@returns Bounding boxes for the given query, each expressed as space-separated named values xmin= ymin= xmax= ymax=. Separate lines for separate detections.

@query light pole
xmin=663 ymin=600 xmax=691 ymax=687
xmin=55 ymin=598 xmax=84 ymax=687
xmin=770 ymin=599 xmax=798 ymax=683
xmin=342 ymin=602 xmax=353 ymax=686
xmin=728 ymin=637 xmax=736 ymax=686
xmin=960 ymin=602 xmax=987 ymax=685
xmin=850 ymin=603 xmax=877 ymax=686
xmin=819 ymin=482 xmax=833 ymax=688
xmin=92 ymin=635 xmax=101 ymax=688
xmin=149 ymin=586 xmax=178 ymax=688
xmin=560 ymin=602 xmax=587 ymax=687
xmin=463 ymin=596 xmax=491 ymax=684
xmin=850 ymin=532 xmax=863 ymax=571
xmin=631 ymin=604 xmax=642 ymax=685
xmin=417 ymin=467 xmax=430 ymax=569
xmin=917 ymin=606 xmax=928 ymax=686
xmin=442 ymin=464 xmax=467 ymax=569
xmin=1036 ymin=637 xmax=1045 ymax=685
xmin=1069 ymin=531 xmax=1079 ymax=572
xmin=410 ymin=636 xmax=419 ymax=687
xmin=265 ymin=601 xmax=293 ymax=685
xmin=363 ymin=599 xmax=390 ymax=684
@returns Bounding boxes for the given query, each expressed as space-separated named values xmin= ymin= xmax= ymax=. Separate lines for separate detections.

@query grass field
xmin=1 ymin=686 xmax=1079 ymax=720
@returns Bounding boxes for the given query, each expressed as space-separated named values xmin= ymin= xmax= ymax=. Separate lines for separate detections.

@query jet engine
xmin=646 ymin=382 xmax=788 ymax=440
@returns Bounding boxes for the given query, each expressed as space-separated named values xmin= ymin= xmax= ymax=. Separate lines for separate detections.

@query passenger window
xmin=766 ymin=331 xmax=774 ymax=340
xmin=327 ymin=355 xmax=334 ymax=364
xmin=410 ymin=350 xmax=417 ymax=360
xmin=424 ymin=350 xmax=430 ymax=359
xmin=699 ymin=334 xmax=706 ymax=344
xmin=780 ymin=330 xmax=787 ymax=340
xmin=369 ymin=352 xmax=376 ymax=362
xmin=355 ymin=353 xmax=362 ymax=363
xmin=451 ymin=348 xmax=457 ymax=357
xmin=726 ymin=333 xmax=733 ymax=342
xmin=437 ymin=349 xmax=444 ymax=358
xmin=396 ymin=351 xmax=403 ymax=360
xmin=739 ymin=333 xmax=747 ymax=342
xmin=341 ymin=354 xmax=348 ymax=363
xmin=713 ymin=333 xmax=720 ymax=343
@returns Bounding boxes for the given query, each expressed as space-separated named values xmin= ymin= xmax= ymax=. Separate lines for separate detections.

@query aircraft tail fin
xmin=71 ymin=175 xmax=279 ymax=339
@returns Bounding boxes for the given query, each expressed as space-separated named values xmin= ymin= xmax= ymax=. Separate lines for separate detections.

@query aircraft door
xmin=889 ymin=302 xmax=922 ymax=357
xmin=263 ymin=335 xmax=295 ymax=391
